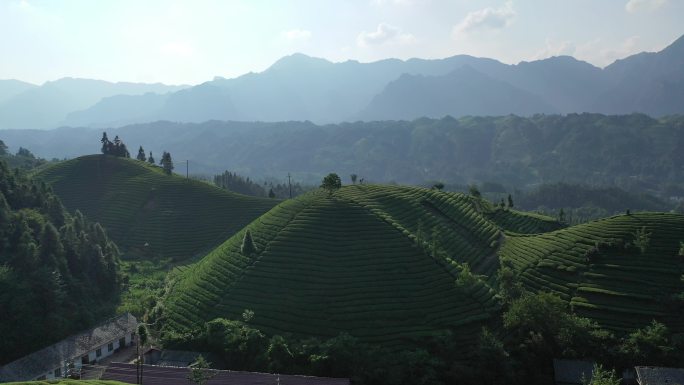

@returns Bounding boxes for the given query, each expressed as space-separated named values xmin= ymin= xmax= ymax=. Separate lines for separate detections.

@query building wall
xmin=35 ymin=331 xmax=135 ymax=380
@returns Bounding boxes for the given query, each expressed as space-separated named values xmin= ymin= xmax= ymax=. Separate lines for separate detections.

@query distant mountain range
xmin=2 ymin=114 xmax=683 ymax=197
xmin=0 ymin=34 xmax=683 ymax=129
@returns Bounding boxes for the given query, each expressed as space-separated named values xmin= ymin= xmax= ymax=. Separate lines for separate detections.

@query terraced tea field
xmin=36 ymin=155 xmax=277 ymax=260
xmin=499 ymin=212 xmax=684 ymax=332
xmin=162 ymin=185 xmax=560 ymax=347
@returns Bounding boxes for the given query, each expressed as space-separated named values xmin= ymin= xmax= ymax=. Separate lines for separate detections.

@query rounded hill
xmin=36 ymin=155 xmax=277 ymax=260
xmin=160 ymin=184 xmax=560 ymax=347
xmin=500 ymin=212 xmax=684 ymax=332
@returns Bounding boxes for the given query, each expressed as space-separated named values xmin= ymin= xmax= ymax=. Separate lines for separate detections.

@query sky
xmin=1 ymin=0 xmax=683 ymax=86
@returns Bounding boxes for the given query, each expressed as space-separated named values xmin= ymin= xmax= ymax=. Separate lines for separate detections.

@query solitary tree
xmin=101 ymin=132 xmax=110 ymax=154
xmin=320 ymin=173 xmax=342 ymax=196
xmin=469 ymin=185 xmax=482 ymax=198
xmin=187 ymin=355 xmax=215 ymax=385
xmin=160 ymin=151 xmax=174 ymax=175
xmin=432 ymin=182 xmax=445 ymax=190
xmin=633 ymin=226 xmax=651 ymax=254
xmin=350 ymin=174 xmax=358 ymax=184
xmin=136 ymin=146 xmax=146 ymax=161
xmin=147 ymin=151 xmax=155 ymax=165
xmin=507 ymin=194 xmax=514 ymax=208
xmin=241 ymin=230 xmax=256 ymax=256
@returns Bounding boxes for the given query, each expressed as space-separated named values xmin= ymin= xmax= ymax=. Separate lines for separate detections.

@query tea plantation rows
xmin=36 ymin=155 xmax=277 ymax=260
xmin=162 ymin=185 xmax=561 ymax=348
xmin=499 ymin=212 xmax=684 ymax=332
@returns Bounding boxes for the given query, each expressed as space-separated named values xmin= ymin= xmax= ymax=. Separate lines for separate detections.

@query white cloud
xmin=452 ymin=1 xmax=515 ymax=39
xmin=625 ymin=0 xmax=667 ymax=13
xmin=357 ymin=23 xmax=416 ymax=47
xmin=281 ymin=29 xmax=312 ymax=41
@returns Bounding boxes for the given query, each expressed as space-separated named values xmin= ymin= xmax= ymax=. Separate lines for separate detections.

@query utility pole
xmin=135 ymin=330 xmax=144 ymax=384
xmin=287 ymin=173 xmax=292 ymax=199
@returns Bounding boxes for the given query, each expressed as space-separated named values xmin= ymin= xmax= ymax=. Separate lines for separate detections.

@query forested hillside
xmin=0 ymin=161 xmax=122 ymax=364
xmin=6 ymin=114 xmax=683 ymax=197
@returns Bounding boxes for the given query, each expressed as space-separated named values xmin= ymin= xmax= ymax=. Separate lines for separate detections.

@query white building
xmin=0 ymin=313 xmax=137 ymax=382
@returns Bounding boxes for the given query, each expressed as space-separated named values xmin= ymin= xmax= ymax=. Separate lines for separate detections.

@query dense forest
xmin=213 ymin=170 xmax=312 ymax=199
xmin=3 ymin=114 xmax=684 ymax=197
xmin=0 ymin=159 xmax=122 ymax=364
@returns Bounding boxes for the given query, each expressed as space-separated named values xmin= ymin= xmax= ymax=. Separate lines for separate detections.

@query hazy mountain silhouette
xmin=3 ymin=34 xmax=684 ymax=128
xmin=0 ymin=78 xmax=187 ymax=129
xmin=0 ymin=79 xmax=37 ymax=104
xmin=358 ymin=65 xmax=556 ymax=120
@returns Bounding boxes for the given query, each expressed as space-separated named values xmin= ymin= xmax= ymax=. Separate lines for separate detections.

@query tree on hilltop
xmin=136 ymin=146 xmax=146 ymax=161
xmin=160 ymin=151 xmax=174 ymax=175
xmin=350 ymin=174 xmax=358 ymax=184
xmin=100 ymin=132 xmax=130 ymax=158
xmin=507 ymin=194 xmax=514 ymax=208
xmin=469 ymin=185 xmax=481 ymax=198
xmin=321 ymin=173 xmax=341 ymax=196
xmin=147 ymin=151 xmax=155 ymax=164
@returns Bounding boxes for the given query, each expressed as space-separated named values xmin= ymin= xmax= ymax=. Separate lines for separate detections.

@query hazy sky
xmin=1 ymin=0 xmax=682 ymax=85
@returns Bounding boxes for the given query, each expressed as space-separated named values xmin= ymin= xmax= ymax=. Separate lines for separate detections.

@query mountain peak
xmin=266 ymin=53 xmax=332 ymax=72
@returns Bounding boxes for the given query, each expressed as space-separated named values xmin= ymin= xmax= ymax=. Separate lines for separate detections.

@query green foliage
xmin=138 ymin=324 xmax=148 ymax=345
xmin=187 ymin=355 xmax=215 ymax=385
xmin=468 ymin=184 xmax=481 ymax=198
xmin=619 ymin=320 xmax=675 ymax=365
xmin=160 ymin=151 xmax=174 ymax=175
xmin=37 ymin=155 xmax=276 ymax=261
xmin=582 ymin=364 xmax=620 ymax=385
xmin=632 ymin=226 xmax=651 ymax=254
xmin=320 ymin=173 xmax=341 ymax=196
xmin=240 ymin=230 xmax=256 ymax=256
xmin=242 ymin=309 xmax=254 ymax=323
xmin=350 ymin=174 xmax=357 ymax=184
xmin=147 ymin=151 xmax=155 ymax=164
xmin=100 ymin=132 xmax=130 ymax=158
xmin=136 ymin=146 xmax=146 ymax=161
xmin=0 ymin=160 xmax=122 ymax=364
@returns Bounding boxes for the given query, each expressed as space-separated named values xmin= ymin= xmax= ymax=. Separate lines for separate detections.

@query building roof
xmin=553 ymin=359 xmax=595 ymax=385
xmin=636 ymin=366 xmax=684 ymax=385
xmin=102 ymin=362 xmax=350 ymax=385
xmin=0 ymin=313 xmax=137 ymax=382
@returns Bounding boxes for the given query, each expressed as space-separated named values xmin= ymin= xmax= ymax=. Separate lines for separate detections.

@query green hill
xmin=160 ymin=185 xmax=560 ymax=348
xmin=36 ymin=155 xmax=277 ymax=261
xmin=499 ymin=212 xmax=684 ymax=332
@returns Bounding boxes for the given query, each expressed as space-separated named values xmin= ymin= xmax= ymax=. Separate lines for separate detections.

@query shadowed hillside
xmin=36 ymin=155 xmax=277 ymax=261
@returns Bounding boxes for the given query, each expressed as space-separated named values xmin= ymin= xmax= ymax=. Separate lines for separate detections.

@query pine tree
xmin=137 ymin=146 xmax=146 ymax=161
xmin=160 ymin=151 xmax=174 ymax=175
xmin=507 ymin=194 xmax=514 ymax=208
xmin=101 ymin=132 xmax=111 ymax=155
xmin=241 ymin=230 xmax=257 ymax=256
xmin=148 ymin=151 xmax=155 ymax=164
